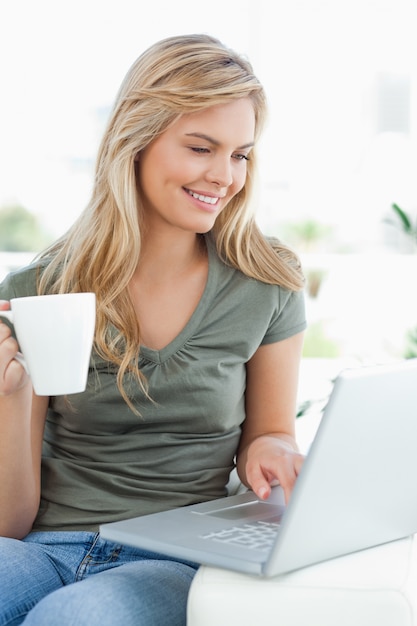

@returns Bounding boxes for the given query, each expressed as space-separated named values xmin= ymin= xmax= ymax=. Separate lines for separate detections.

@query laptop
xmin=100 ymin=358 xmax=417 ymax=577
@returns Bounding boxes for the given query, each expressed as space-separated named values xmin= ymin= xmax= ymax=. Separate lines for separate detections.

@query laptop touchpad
xmin=205 ymin=501 xmax=284 ymax=522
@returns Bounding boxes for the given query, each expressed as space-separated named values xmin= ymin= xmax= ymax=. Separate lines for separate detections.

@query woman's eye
xmin=233 ymin=153 xmax=250 ymax=161
xmin=190 ymin=147 xmax=210 ymax=154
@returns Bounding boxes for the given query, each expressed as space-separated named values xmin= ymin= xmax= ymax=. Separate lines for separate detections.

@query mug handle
xmin=0 ymin=311 xmax=29 ymax=373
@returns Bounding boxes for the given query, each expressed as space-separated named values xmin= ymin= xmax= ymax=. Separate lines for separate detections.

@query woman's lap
xmin=0 ymin=532 xmax=199 ymax=626
xmin=0 ymin=535 xmax=65 ymax=626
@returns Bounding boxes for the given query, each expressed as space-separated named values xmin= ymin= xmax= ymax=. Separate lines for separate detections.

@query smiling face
xmin=136 ymin=98 xmax=256 ymax=235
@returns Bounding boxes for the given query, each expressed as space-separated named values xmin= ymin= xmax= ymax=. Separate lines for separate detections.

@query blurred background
xmin=1 ymin=0 xmax=417 ymax=381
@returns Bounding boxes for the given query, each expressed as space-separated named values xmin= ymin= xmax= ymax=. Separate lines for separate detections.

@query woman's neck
xmin=135 ymin=231 xmax=207 ymax=283
xmin=128 ymin=231 xmax=209 ymax=350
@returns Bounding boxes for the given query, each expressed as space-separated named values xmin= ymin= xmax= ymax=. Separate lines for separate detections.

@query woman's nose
xmin=205 ymin=156 xmax=233 ymax=188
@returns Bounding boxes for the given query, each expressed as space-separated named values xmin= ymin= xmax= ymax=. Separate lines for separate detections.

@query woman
xmin=0 ymin=34 xmax=306 ymax=625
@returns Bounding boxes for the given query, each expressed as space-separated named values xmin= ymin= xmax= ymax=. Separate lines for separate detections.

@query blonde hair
xmin=38 ymin=34 xmax=304 ymax=410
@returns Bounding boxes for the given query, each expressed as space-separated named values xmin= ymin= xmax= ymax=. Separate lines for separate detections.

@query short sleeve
xmin=0 ymin=272 xmax=19 ymax=300
xmin=261 ymin=288 xmax=307 ymax=345
xmin=0 ymin=264 xmax=40 ymax=301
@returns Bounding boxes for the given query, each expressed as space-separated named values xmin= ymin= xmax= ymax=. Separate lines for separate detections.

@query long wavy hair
xmin=37 ymin=34 xmax=304 ymax=410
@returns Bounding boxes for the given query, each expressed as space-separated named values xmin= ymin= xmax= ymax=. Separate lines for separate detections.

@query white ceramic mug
xmin=0 ymin=293 xmax=96 ymax=395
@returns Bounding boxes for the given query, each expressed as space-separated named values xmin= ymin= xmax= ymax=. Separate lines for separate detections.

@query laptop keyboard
xmin=200 ymin=520 xmax=280 ymax=551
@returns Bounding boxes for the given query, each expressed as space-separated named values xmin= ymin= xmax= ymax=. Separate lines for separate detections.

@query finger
xmin=0 ymin=300 xmax=11 ymax=311
xmin=0 ymin=338 xmax=27 ymax=395
xmin=246 ymin=451 xmax=305 ymax=502
xmin=294 ymin=453 xmax=305 ymax=475
xmin=245 ymin=464 xmax=274 ymax=500
xmin=0 ymin=333 xmax=20 ymax=373
xmin=0 ymin=322 xmax=12 ymax=343
xmin=248 ymin=458 xmax=294 ymax=501
xmin=278 ymin=454 xmax=305 ymax=504
xmin=0 ymin=360 xmax=28 ymax=396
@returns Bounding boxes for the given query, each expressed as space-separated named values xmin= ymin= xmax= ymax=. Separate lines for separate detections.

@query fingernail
xmin=258 ymin=487 xmax=268 ymax=499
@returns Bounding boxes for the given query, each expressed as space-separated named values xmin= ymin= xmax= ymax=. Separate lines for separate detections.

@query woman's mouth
xmin=185 ymin=188 xmax=219 ymax=206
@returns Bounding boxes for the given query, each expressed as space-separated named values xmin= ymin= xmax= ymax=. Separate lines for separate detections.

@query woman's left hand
xmin=243 ymin=434 xmax=305 ymax=504
xmin=238 ymin=333 xmax=306 ymax=504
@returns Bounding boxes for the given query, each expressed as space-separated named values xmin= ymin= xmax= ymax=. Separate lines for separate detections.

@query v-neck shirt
xmin=0 ymin=238 xmax=306 ymax=531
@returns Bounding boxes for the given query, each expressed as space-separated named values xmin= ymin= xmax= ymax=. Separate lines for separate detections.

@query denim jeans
xmin=0 ymin=531 xmax=199 ymax=625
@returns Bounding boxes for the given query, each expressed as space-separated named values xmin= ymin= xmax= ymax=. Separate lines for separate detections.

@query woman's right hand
xmin=0 ymin=301 xmax=30 ymax=395
xmin=0 ymin=300 xmax=47 ymax=538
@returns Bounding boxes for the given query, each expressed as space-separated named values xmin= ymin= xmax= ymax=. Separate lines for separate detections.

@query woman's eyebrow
xmin=185 ymin=132 xmax=254 ymax=150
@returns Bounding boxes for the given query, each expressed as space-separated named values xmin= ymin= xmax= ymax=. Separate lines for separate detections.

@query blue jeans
xmin=0 ymin=531 xmax=199 ymax=625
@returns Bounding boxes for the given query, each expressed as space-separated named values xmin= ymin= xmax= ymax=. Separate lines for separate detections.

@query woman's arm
xmin=236 ymin=332 xmax=305 ymax=504
xmin=0 ymin=304 xmax=48 ymax=538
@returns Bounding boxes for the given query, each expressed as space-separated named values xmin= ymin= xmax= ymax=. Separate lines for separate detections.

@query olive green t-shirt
xmin=0 ymin=239 xmax=306 ymax=531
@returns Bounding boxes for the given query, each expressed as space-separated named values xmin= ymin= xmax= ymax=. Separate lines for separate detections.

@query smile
xmin=185 ymin=189 xmax=219 ymax=205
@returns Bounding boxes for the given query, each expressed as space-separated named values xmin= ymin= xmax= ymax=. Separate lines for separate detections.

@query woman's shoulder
xmin=0 ymin=258 xmax=48 ymax=299
xmin=207 ymin=235 xmax=294 ymax=307
xmin=207 ymin=232 xmax=302 ymax=291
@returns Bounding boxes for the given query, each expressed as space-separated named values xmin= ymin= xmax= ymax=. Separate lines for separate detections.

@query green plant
xmin=404 ymin=325 xmax=417 ymax=359
xmin=281 ymin=219 xmax=334 ymax=252
xmin=305 ymin=268 xmax=327 ymax=299
xmin=0 ymin=203 xmax=52 ymax=252
xmin=385 ymin=203 xmax=417 ymax=244
xmin=302 ymin=321 xmax=341 ymax=358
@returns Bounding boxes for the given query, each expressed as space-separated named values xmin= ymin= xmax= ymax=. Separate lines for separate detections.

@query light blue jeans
xmin=0 ymin=531 xmax=199 ymax=625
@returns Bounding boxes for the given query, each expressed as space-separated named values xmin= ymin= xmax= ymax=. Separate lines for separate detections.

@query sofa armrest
xmin=188 ymin=534 xmax=417 ymax=626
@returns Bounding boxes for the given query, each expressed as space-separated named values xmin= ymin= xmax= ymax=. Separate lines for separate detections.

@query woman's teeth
xmin=186 ymin=189 xmax=218 ymax=205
